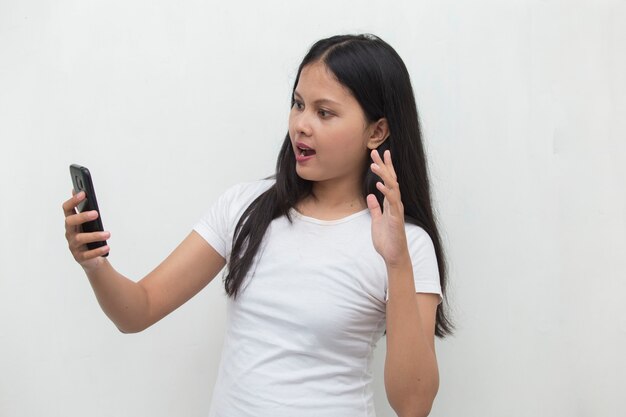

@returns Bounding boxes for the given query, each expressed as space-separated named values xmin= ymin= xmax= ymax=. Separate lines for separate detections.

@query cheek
xmin=287 ymin=113 xmax=295 ymax=138
xmin=324 ymin=123 xmax=367 ymax=153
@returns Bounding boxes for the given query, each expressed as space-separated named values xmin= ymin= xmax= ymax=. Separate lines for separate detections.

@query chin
xmin=295 ymin=167 xmax=317 ymax=181
xmin=296 ymin=164 xmax=333 ymax=183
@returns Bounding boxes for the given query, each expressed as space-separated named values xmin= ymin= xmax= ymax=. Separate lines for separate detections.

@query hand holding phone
xmin=67 ymin=164 xmax=109 ymax=257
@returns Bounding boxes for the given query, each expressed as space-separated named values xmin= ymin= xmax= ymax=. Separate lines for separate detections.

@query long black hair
xmin=224 ymin=33 xmax=454 ymax=338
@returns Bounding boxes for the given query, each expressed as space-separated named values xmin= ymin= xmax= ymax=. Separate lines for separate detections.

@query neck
xmin=307 ymin=176 xmax=367 ymax=211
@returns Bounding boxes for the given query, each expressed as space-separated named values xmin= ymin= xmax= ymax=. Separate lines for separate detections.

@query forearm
xmin=82 ymin=258 xmax=150 ymax=333
xmin=384 ymin=256 xmax=439 ymax=417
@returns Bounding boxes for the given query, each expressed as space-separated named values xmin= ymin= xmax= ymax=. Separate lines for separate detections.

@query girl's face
xmin=288 ymin=61 xmax=385 ymax=185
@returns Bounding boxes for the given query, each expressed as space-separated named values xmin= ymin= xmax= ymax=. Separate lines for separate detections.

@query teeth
xmin=297 ymin=146 xmax=314 ymax=156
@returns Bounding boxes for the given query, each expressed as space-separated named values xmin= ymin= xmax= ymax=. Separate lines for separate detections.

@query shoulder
xmin=404 ymin=223 xmax=441 ymax=296
xmin=193 ymin=178 xmax=274 ymax=259
xmin=404 ymin=223 xmax=439 ymax=266
xmin=196 ymin=177 xmax=275 ymax=222
xmin=404 ymin=223 xmax=435 ymax=248
xmin=220 ymin=177 xmax=276 ymax=206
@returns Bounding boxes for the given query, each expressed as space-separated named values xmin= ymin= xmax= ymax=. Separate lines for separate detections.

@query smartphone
xmin=69 ymin=164 xmax=109 ymax=257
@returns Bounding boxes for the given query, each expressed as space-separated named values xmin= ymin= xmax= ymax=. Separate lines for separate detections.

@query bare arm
xmin=366 ymin=149 xmax=439 ymax=417
xmin=63 ymin=190 xmax=226 ymax=333
xmin=384 ymin=257 xmax=440 ymax=417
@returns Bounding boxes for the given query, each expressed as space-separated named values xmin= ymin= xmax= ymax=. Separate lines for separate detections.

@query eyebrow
xmin=293 ymin=91 xmax=342 ymax=107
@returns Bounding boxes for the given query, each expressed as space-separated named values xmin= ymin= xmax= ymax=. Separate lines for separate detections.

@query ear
xmin=366 ymin=117 xmax=390 ymax=149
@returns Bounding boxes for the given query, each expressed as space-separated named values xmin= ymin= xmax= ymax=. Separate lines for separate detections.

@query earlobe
xmin=367 ymin=118 xmax=390 ymax=149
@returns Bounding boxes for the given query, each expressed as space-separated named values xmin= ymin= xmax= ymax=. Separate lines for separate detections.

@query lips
xmin=295 ymin=141 xmax=316 ymax=157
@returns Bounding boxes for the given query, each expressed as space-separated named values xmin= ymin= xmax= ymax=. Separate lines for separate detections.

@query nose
xmin=291 ymin=109 xmax=313 ymax=137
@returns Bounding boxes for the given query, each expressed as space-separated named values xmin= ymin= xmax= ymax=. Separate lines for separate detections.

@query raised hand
xmin=366 ymin=149 xmax=410 ymax=268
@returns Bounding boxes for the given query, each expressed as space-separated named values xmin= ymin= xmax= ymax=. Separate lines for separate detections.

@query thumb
xmin=366 ymin=194 xmax=382 ymax=220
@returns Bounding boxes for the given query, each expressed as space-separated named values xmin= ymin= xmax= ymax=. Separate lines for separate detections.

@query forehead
xmin=294 ymin=61 xmax=354 ymax=104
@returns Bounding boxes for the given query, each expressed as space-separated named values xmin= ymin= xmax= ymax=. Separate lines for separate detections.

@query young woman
xmin=62 ymin=33 xmax=453 ymax=417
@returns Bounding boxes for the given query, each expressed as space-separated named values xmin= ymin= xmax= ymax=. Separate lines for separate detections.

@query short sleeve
xmin=192 ymin=183 xmax=243 ymax=259
xmin=192 ymin=179 xmax=275 ymax=260
xmin=385 ymin=225 xmax=443 ymax=305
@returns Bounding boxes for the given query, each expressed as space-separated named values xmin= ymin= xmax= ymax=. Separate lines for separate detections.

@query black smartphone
xmin=69 ymin=164 xmax=109 ymax=257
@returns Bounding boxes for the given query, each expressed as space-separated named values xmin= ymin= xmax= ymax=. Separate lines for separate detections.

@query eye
xmin=293 ymin=100 xmax=304 ymax=110
xmin=318 ymin=109 xmax=333 ymax=118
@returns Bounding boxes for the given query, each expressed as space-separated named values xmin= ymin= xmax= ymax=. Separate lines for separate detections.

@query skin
xmin=289 ymin=60 xmax=389 ymax=219
xmin=368 ymin=149 xmax=440 ymax=417
xmin=62 ymin=59 xmax=439 ymax=417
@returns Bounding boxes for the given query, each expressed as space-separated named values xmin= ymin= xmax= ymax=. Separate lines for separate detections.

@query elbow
xmin=116 ymin=321 xmax=148 ymax=334
xmin=396 ymin=401 xmax=434 ymax=417
xmin=391 ymin=385 xmax=438 ymax=417
xmin=116 ymin=325 xmax=135 ymax=334
xmin=413 ymin=404 xmax=434 ymax=417
xmin=111 ymin=308 xmax=153 ymax=333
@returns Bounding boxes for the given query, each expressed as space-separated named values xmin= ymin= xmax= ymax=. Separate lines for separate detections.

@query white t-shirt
xmin=193 ymin=178 xmax=442 ymax=417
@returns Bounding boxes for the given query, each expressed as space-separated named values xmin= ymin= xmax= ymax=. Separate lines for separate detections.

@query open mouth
xmin=296 ymin=142 xmax=317 ymax=157
xmin=298 ymin=147 xmax=316 ymax=156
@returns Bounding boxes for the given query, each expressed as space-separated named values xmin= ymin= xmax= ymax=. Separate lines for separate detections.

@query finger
xmin=62 ymin=190 xmax=85 ymax=216
xmin=65 ymin=209 xmax=99 ymax=229
xmin=371 ymin=150 xmax=401 ymax=197
xmin=69 ymin=229 xmax=109 ymax=253
xmin=366 ymin=193 xmax=382 ymax=220
xmin=384 ymin=150 xmax=397 ymax=180
xmin=371 ymin=149 xmax=384 ymax=165
xmin=376 ymin=180 xmax=391 ymax=194
xmin=376 ymin=181 xmax=402 ymax=212
xmin=370 ymin=149 xmax=395 ymax=183
xmin=370 ymin=160 xmax=390 ymax=176
xmin=371 ymin=162 xmax=399 ymax=191
xmin=77 ymin=244 xmax=110 ymax=261
xmin=73 ymin=230 xmax=110 ymax=247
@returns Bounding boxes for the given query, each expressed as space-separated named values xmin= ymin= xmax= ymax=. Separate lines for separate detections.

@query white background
xmin=1 ymin=1 xmax=624 ymax=416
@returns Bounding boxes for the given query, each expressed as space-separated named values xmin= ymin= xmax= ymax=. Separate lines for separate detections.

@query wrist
xmin=82 ymin=257 xmax=109 ymax=276
xmin=385 ymin=251 xmax=412 ymax=272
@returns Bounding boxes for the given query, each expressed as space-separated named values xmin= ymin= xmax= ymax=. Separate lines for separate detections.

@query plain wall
xmin=1 ymin=0 xmax=624 ymax=416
